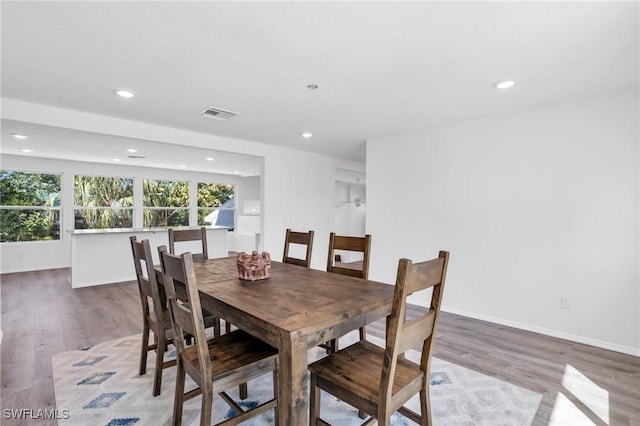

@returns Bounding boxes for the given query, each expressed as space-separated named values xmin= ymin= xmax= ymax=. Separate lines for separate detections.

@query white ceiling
xmin=1 ymin=119 xmax=263 ymax=176
xmin=1 ymin=1 xmax=638 ymax=172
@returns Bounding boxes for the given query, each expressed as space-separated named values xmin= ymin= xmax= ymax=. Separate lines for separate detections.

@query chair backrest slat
xmin=138 ymin=276 xmax=154 ymax=301
xmin=169 ymin=227 xmax=208 ymax=262
xmin=328 ymin=266 xmax=367 ymax=279
xmin=160 ymin=247 xmax=211 ymax=374
xmin=379 ymin=251 xmax=450 ymax=404
xmin=405 ymin=257 xmax=446 ymax=294
xmin=326 ymin=233 xmax=372 ymax=280
xmin=332 ymin=234 xmax=368 ymax=251
xmin=171 ymin=300 xmax=197 ymax=337
xmin=130 ymin=236 xmax=165 ymax=318
xmin=398 ymin=310 xmax=436 ymax=354
xmin=282 ymin=228 xmax=314 ymax=268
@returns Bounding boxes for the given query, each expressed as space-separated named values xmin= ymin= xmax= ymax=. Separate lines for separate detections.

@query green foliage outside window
xmin=74 ymin=175 xmax=133 ymax=229
xmin=197 ymin=182 xmax=235 ymax=228
xmin=197 ymin=183 xmax=234 ymax=208
xmin=0 ymin=170 xmax=61 ymax=242
xmin=143 ymin=179 xmax=189 ymax=227
xmin=1 ymin=171 xmax=238 ymax=239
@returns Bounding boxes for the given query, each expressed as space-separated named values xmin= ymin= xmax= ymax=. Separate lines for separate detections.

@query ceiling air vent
xmin=200 ymin=106 xmax=238 ymax=121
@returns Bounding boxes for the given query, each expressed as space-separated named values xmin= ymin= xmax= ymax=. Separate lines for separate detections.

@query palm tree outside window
xmin=74 ymin=175 xmax=133 ymax=229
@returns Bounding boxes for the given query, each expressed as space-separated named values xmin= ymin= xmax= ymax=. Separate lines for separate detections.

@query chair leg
xmin=225 ymin=320 xmax=232 ymax=334
xmin=172 ymin=360 xmax=186 ymax=426
xmin=152 ymin=330 xmax=166 ymax=396
xmin=420 ymin=387 xmax=432 ymax=426
xmin=272 ymin=368 xmax=279 ymax=426
xmin=357 ymin=323 xmax=368 ymax=421
xmin=310 ymin=373 xmax=320 ymax=425
xmin=213 ymin=317 xmax=221 ymax=337
xmin=322 ymin=338 xmax=337 ymax=354
xmin=139 ymin=325 xmax=150 ymax=375
xmin=200 ymin=383 xmax=213 ymax=426
xmin=239 ymin=383 xmax=248 ymax=400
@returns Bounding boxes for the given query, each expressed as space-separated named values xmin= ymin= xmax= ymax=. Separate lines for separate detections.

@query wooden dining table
xmin=191 ymin=256 xmax=395 ymax=426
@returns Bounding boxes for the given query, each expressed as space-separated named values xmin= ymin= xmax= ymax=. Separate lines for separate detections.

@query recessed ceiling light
xmin=233 ymin=170 xmax=240 ymax=174
xmin=205 ymin=157 xmax=215 ymax=161
xmin=114 ymin=88 xmax=136 ymax=98
xmin=20 ymin=148 xmax=33 ymax=153
xmin=301 ymin=132 xmax=313 ymax=138
xmin=112 ymin=158 xmax=121 ymax=162
xmin=493 ymin=80 xmax=516 ymax=89
xmin=180 ymin=165 xmax=187 ymax=168
xmin=127 ymin=148 xmax=138 ymax=153
xmin=11 ymin=133 xmax=28 ymax=140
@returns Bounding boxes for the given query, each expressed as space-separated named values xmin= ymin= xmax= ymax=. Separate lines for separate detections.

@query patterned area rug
xmin=52 ymin=332 xmax=541 ymax=425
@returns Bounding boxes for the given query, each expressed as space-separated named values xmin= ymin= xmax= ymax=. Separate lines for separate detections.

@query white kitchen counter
xmin=68 ymin=227 xmax=229 ymax=288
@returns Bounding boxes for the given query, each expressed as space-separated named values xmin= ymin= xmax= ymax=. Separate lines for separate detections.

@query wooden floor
xmin=1 ymin=268 xmax=639 ymax=425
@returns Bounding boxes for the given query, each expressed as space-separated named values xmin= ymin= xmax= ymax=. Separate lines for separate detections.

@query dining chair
xmin=308 ymin=251 xmax=450 ymax=426
xmin=160 ymin=248 xmax=279 ymax=426
xmin=168 ymin=227 xmax=227 ymax=334
xmin=159 ymin=245 xmax=248 ymax=399
xmin=130 ymin=236 xmax=177 ymax=397
xmin=168 ymin=227 xmax=209 ymax=262
xmin=282 ymin=228 xmax=314 ymax=268
xmin=322 ymin=232 xmax=372 ymax=353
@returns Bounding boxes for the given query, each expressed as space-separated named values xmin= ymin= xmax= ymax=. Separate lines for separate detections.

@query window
xmin=0 ymin=170 xmax=61 ymax=242
xmin=143 ymin=179 xmax=189 ymax=227
xmin=74 ymin=175 xmax=133 ymax=229
xmin=197 ymin=182 xmax=235 ymax=229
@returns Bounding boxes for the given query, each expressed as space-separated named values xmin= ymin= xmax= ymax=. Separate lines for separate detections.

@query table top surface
xmin=193 ymin=256 xmax=395 ymax=335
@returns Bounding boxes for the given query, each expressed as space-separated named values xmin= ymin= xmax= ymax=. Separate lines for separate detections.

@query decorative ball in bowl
xmin=237 ymin=251 xmax=271 ymax=281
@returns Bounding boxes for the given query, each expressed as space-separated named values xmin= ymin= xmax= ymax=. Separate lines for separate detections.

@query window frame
xmin=73 ymin=174 xmax=134 ymax=230
xmin=196 ymin=181 xmax=236 ymax=229
xmin=142 ymin=178 xmax=190 ymax=228
xmin=0 ymin=169 xmax=62 ymax=243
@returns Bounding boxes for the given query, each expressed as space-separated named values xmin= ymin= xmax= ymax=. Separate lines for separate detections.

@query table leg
xmin=278 ymin=332 xmax=309 ymax=425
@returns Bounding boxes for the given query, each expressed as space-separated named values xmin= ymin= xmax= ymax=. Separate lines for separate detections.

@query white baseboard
xmin=441 ymin=306 xmax=640 ymax=358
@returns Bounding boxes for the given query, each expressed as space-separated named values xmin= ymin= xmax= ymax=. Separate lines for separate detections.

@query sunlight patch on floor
xmin=549 ymin=391 xmax=597 ymax=425
xmin=549 ymin=363 xmax=610 ymax=425
xmin=561 ymin=363 xmax=610 ymax=424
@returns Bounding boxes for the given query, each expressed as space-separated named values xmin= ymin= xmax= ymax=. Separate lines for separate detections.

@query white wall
xmin=262 ymin=152 xmax=336 ymax=270
xmin=237 ymin=175 xmax=261 ymax=206
xmin=367 ymin=88 xmax=639 ymax=356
